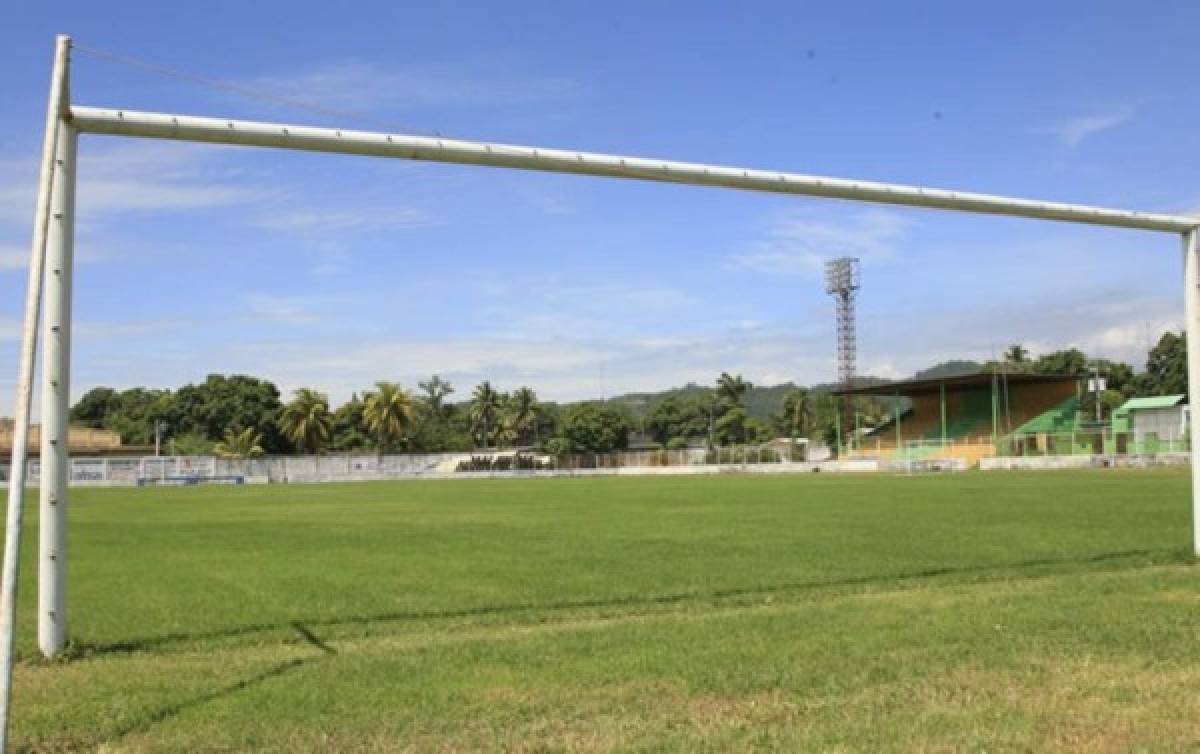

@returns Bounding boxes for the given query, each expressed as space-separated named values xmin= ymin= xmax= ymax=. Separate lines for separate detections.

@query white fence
xmin=0 ymin=449 xmax=715 ymax=487
xmin=0 ymin=456 xmax=221 ymax=487
xmin=979 ymin=452 xmax=1191 ymax=471
xmin=0 ymin=451 xmax=904 ymax=488
xmin=3 ymin=446 xmax=1193 ymax=487
xmin=0 ymin=453 xmax=462 ymax=487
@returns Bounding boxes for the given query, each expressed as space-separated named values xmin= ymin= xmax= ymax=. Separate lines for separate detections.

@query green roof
xmin=1113 ymin=395 xmax=1186 ymax=415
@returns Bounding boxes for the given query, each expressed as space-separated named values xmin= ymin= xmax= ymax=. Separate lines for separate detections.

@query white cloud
xmin=79 ymin=142 xmax=260 ymax=215
xmin=0 ymin=317 xmax=19 ymax=341
xmin=0 ymin=245 xmax=27 ymax=270
xmin=240 ymin=294 xmax=322 ymax=325
xmin=1044 ymin=108 xmax=1134 ymax=148
xmin=310 ymin=262 xmax=343 ymax=277
xmin=248 ymin=59 xmax=578 ymax=113
xmin=217 ymin=328 xmax=821 ymax=406
xmin=729 ymin=208 xmax=913 ymax=276
xmin=472 ymin=279 xmax=703 ymax=338
xmin=0 ymin=142 xmax=257 ymax=227
xmin=81 ymin=180 xmax=250 ymax=215
xmin=857 ymin=359 xmax=905 ymax=380
xmin=0 ymin=241 xmax=128 ymax=274
xmin=254 ymin=206 xmax=436 ymax=233
xmin=73 ymin=319 xmax=188 ymax=340
xmin=517 ymin=187 xmax=576 ymax=216
xmin=874 ymin=289 xmax=1180 ymax=373
xmin=0 ymin=282 xmax=1184 ymax=416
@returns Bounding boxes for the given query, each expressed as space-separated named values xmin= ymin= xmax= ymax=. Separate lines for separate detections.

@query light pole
xmin=1089 ymin=363 xmax=1106 ymax=422
xmin=707 ymin=391 xmax=719 ymax=461
xmin=154 ymin=420 xmax=168 ymax=457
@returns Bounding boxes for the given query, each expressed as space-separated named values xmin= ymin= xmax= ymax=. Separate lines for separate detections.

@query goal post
xmin=0 ymin=34 xmax=71 ymax=751
xmin=2 ymin=32 xmax=1199 ymax=750
xmin=37 ymin=120 xmax=76 ymax=662
xmin=1185 ymin=229 xmax=1200 ymax=553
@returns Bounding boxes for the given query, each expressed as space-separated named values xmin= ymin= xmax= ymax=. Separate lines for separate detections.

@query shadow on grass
xmin=70 ymin=546 xmax=1190 ymax=660
xmin=100 ymin=622 xmax=333 ymax=746
xmin=291 ymin=621 xmax=337 ymax=655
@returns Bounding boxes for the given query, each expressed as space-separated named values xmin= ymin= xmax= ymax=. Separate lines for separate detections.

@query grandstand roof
xmin=831 ymin=372 xmax=1079 ymax=398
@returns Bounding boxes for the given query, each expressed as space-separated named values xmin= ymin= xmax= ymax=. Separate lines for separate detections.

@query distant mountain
xmin=603 ymin=378 xmax=889 ymax=422
xmin=599 ymin=361 xmax=984 ymax=421
xmin=913 ymin=360 xmax=984 ymax=380
xmin=602 ymin=382 xmax=795 ymax=422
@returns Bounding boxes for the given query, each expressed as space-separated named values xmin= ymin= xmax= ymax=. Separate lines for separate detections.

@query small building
xmin=0 ymin=424 xmax=146 ymax=458
xmin=1112 ymin=395 xmax=1188 ymax=452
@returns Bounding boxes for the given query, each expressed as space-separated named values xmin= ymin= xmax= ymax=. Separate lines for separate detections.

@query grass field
xmin=6 ymin=468 xmax=1199 ymax=752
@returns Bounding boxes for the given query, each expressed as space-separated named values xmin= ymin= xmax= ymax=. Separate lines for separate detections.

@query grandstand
xmin=834 ymin=372 xmax=1081 ymax=466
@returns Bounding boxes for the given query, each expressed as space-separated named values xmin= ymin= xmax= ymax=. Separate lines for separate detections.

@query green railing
xmin=854 ymin=429 xmax=1190 ymax=462
xmin=997 ymin=430 xmax=1188 ymax=457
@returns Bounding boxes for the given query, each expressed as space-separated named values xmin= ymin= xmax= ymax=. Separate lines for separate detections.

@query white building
xmin=1113 ymin=395 xmax=1189 ymax=448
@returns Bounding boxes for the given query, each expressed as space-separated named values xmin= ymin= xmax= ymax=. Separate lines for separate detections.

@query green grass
xmin=7 ymin=469 xmax=1199 ymax=752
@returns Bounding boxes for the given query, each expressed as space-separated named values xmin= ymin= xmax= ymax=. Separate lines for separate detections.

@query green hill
xmin=600 ymin=361 xmax=982 ymax=422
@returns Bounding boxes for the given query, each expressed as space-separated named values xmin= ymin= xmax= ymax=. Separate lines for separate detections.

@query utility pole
xmin=1090 ymin=363 xmax=1106 ymax=422
xmin=154 ymin=420 xmax=168 ymax=457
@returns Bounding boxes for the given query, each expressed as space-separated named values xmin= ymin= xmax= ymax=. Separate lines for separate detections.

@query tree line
xmin=67 ymin=371 xmax=807 ymax=459
xmin=989 ymin=332 xmax=1187 ymax=416
xmin=68 ymin=374 xmax=637 ymax=459
xmin=62 ymin=331 xmax=1190 ymax=458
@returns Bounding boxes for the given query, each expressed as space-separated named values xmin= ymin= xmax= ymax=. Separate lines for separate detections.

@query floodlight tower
xmin=825 ymin=257 xmax=861 ymax=386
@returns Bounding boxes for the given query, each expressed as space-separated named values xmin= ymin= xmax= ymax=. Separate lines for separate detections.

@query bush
xmin=541 ymin=437 xmax=572 ymax=457
xmin=171 ymin=431 xmax=213 ymax=456
xmin=559 ymin=403 xmax=631 ymax=454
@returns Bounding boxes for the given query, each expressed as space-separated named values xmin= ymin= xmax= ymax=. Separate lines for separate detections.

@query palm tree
xmin=1004 ymin=344 xmax=1030 ymax=365
xmin=418 ymin=375 xmax=454 ymax=420
xmin=509 ymin=386 xmax=539 ymax=445
xmin=495 ymin=411 xmax=520 ymax=449
xmin=469 ymin=381 xmax=503 ymax=449
xmin=716 ymin=372 xmax=752 ymax=407
xmin=214 ymin=426 xmax=264 ymax=459
xmin=363 ymin=381 xmax=416 ymax=459
xmin=279 ymin=388 xmax=332 ymax=454
xmin=781 ymin=388 xmax=812 ymax=441
xmin=854 ymin=396 xmax=889 ymax=427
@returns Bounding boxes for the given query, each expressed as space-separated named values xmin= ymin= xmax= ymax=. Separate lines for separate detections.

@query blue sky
xmin=3 ymin=1 xmax=1199 ymax=413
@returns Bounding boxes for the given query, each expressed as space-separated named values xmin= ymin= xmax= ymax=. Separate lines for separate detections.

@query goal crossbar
xmin=2 ymin=34 xmax=1199 ymax=753
xmin=69 ymin=105 xmax=1198 ymax=233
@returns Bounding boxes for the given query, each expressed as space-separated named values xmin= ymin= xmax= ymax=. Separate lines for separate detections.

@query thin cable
xmin=71 ymin=42 xmax=446 ymax=139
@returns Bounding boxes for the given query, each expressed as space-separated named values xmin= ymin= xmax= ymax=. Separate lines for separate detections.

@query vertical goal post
xmin=1 ymin=32 xmax=1198 ymax=750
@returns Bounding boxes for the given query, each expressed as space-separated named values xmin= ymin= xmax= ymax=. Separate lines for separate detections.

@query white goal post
xmin=2 ymin=33 xmax=1198 ymax=748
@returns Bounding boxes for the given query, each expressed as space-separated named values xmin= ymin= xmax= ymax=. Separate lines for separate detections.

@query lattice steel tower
xmin=825 ymin=257 xmax=861 ymax=385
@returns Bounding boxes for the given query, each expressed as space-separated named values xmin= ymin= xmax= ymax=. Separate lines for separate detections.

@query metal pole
xmin=834 ymin=398 xmax=842 ymax=458
xmin=940 ymin=382 xmax=947 ymax=447
xmin=38 ymin=123 xmax=76 ymax=659
xmin=894 ymin=391 xmax=901 ymax=458
xmin=0 ymin=33 xmax=71 ymax=752
xmin=1183 ymin=229 xmax=1200 ymax=555
xmin=991 ymin=372 xmax=999 ymax=447
xmin=67 ymin=106 xmax=1199 ymax=234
